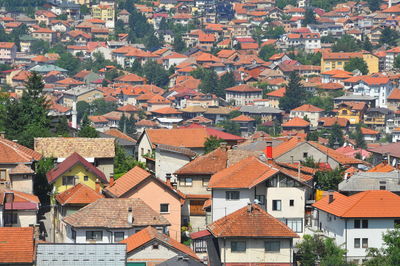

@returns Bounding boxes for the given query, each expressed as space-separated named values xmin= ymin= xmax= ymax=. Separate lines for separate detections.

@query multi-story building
xmin=92 ymin=4 xmax=115 ymax=28
xmin=225 ymin=84 xmax=263 ymax=106
xmin=321 ymin=52 xmax=379 ymax=74
xmin=0 ymin=42 xmax=16 ymax=63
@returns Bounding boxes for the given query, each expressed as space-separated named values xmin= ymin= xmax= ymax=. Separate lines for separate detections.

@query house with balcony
xmin=337 ymin=102 xmax=367 ymax=125
xmin=352 ymin=76 xmax=393 ymax=108
xmin=312 ymin=190 xmax=400 ymax=264
xmin=0 ymin=42 xmax=16 ymax=63
xmin=363 ymin=107 xmax=392 ymax=131
xmin=225 ymin=84 xmax=263 ymax=106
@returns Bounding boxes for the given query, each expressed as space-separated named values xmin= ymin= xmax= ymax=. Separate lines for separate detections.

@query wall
xmin=266 ymin=187 xmax=305 ymax=219
xmin=96 ymin=158 xmax=114 ymax=180
xmin=17 ymin=210 xmax=37 ymax=227
xmin=212 ymin=188 xmax=253 ymax=221
xmin=11 ymin=174 xmax=33 ymax=194
xmin=124 ymin=178 xmax=182 ymax=242
xmin=218 ymin=238 xmax=292 ymax=264
xmin=126 ymin=241 xmax=179 ymax=264
xmin=176 ymin=174 xmax=211 ymax=195
xmin=137 ymin=132 xmax=153 ymax=162
xmin=155 ymin=149 xmax=190 ymax=181
xmin=65 ymin=225 xmax=135 ymax=243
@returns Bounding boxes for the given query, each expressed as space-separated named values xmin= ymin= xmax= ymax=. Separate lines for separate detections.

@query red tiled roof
xmin=0 ymin=227 xmax=34 ymax=264
xmin=225 ymin=84 xmax=262 ymax=92
xmin=121 ymin=226 xmax=199 ymax=260
xmin=151 ymin=107 xmax=181 ymax=115
xmin=231 ymin=114 xmax=255 ymax=122
xmin=313 ymin=190 xmax=400 ymax=218
xmin=46 ymin=152 xmax=107 ymax=184
xmin=388 ymin=88 xmax=400 ymax=100
xmin=266 ymin=87 xmax=286 ymax=98
xmin=361 ymin=127 xmax=379 ymax=135
xmin=291 ymin=104 xmax=324 ymax=112
xmin=318 ymin=117 xmax=349 ymax=127
xmin=103 ymin=129 xmax=136 ymax=143
xmin=208 ymin=156 xmax=279 ymax=189
xmin=207 ymin=204 xmax=298 ymax=238
xmin=0 ymin=42 xmax=15 ymax=49
xmin=282 ymin=117 xmax=310 ymax=128
xmin=367 ymin=162 xmax=395 ymax=172
xmin=0 ymin=138 xmax=42 ymax=164
xmin=56 ymin=183 xmax=104 ymax=205
xmin=175 ymin=148 xmax=227 ymax=175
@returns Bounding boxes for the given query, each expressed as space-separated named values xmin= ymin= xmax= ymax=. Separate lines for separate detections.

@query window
xmin=4 ymin=213 xmax=17 ymax=225
xmin=362 ymin=220 xmax=368 ymax=228
xmin=86 ymin=231 xmax=103 ymax=241
xmin=226 ymin=191 xmax=240 ymax=200
xmin=84 ymin=176 xmax=89 ymax=181
xmin=362 ymin=238 xmax=368 ymax=248
xmin=303 ymin=152 xmax=308 ymax=158
xmin=71 ymin=229 xmax=76 ymax=242
xmin=62 ymin=176 xmax=75 ymax=186
xmin=265 ymin=241 xmax=280 ymax=252
xmin=255 ymin=195 xmax=265 ymax=205
xmin=285 ymin=218 xmax=303 ymax=233
xmin=152 ymin=244 xmax=159 ymax=249
xmin=272 ymin=200 xmax=281 ymax=211
xmin=289 ymin=200 xmax=294 ymax=206
xmin=193 ymin=239 xmax=207 ymax=253
xmin=354 ymin=238 xmax=360 ymax=248
xmin=354 ymin=220 xmax=360 ymax=228
xmin=231 ymin=241 xmax=246 ymax=252
xmin=160 ymin=203 xmax=169 ymax=213
xmin=0 ymin=169 xmax=6 ymax=180
xmin=380 ymin=186 xmax=386 ymax=190
xmin=114 ymin=232 xmax=124 ymax=242
xmin=202 ymin=178 xmax=209 ymax=187
xmin=179 ymin=177 xmax=192 ymax=187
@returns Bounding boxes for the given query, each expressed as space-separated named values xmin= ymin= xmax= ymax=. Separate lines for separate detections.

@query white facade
xmin=315 ymin=209 xmax=398 ymax=263
xmin=225 ymin=91 xmax=263 ymax=106
xmin=126 ymin=241 xmax=182 ymax=263
xmin=155 ymin=148 xmax=192 ymax=181
xmin=137 ymin=131 xmax=153 ymax=163
xmin=353 ymin=81 xmax=393 ymax=108
xmin=64 ymin=225 xmax=135 ymax=243
xmin=289 ymin=110 xmax=322 ymax=127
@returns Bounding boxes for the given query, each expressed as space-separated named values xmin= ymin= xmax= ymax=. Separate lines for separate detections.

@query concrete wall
xmin=10 ymin=175 xmax=33 ymax=194
xmin=212 ymin=188 xmax=253 ymax=221
xmin=155 ymin=149 xmax=190 ymax=181
xmin=65 ymin=225 xmax=136 ymax=243
xmin=138 ymin=133 xmax=153 ymax=162
xmin=176 ymin=174 xmax=211 ymax=195
xmin=218 ymin=238 xmax=293 ymax=264
xmin=96 ymin=158 xmax=114 ymax=180
xmin=17 ymin=210 xmax=37 ymax=227
xmin=127 ymin=241 xmax=180 ymax=264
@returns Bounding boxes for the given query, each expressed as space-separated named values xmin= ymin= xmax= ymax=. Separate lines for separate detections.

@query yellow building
xmin=91 ymin=4 xmax=115 ymax=28
xmin=46 ymin=152 xmax=109 ymax=195
xmin=336 ymin=102 xmax=367 ymax=125
xmin=321 ymin=52 xmax=379 ymax=74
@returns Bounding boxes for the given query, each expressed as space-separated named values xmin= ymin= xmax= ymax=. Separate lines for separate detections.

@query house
xmin=103 ymin=166 xmax=184 ymax=242
xmin=32 ymin=28 xmax=56 ymax=43
xmin=318 ymin=117 xmax=350 ymax=130
xmin=35 ymin=10 xmax=57 ymax=26
xmin=1 ymin=188 xmax=39 ymax=227
xmin=290 ymin=104 xmax=324 ymax=128
xmin=387 ymin=88 xmax=400 ymax=111
xmin=121 ymin=226 xmax=199 ymax=265
xmin=100 ymin=129 xmax=136 ymax=156
xmin=338 ymin=172 xmax=400 ymax=195
xmin=368 ymin=142 xmax=400 ymax=165
xmin=208 ymin=155 xmax=314 ymax=235
xmin=352 ymin=76 xmax=393 ymax=108
xmin=91 ymin=4 xmax=115 ymax=28
xmin=174 ymin=147 xmax=228 ymax=231
xmin=61 ymin=86 xmax=104 ymax=108
xmin=312 ymin=190 xmax=400 ymax=264
xmin=36 ymin=243 xmax=126 ymax=266
xmin=0 ymin=227 xmax=35 ymax=265
xmin=0 ymin=42 xmax=16 ymax=63
xmin=207 ymin=204 xmax=298 ymax=265
xmin=363 ymin=108 xmax=392 ymax=131
xmin=231 ymin=115 xmax=256 ymax=137
xmin=54 ymin=183 xmax=104 ymax=242
xmin=361 ymin=127 xmax=380 ymax=143
xmin=337 ymin=102 xmax=367 ymax=125
xmin=225 ymin=84 xmax=263 ymax=106
xmin=46 ymin=152 xmax=109 ymax=196
xmin=281 ymin=117 xmax=310 ymax=133
xmin=239 ymin=105 xmax=283 ymax=123
xmin=158 ymin=255 xmax=204 ymax=266
xmin=62 ymin=198 xmax=170 ymax=243
xmin=321 ymin=52 xmax=379 ymax=74
xmin=34 ymin=137 xmax=115 ymax=179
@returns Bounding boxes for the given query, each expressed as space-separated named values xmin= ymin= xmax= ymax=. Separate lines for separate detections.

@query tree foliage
xmin=204 ymin=136 xmax=223 ymax=154
xmin=332 ymin=35 xmax=361 ymax=52
xmin=114 ymin=144 xmax=145 ymax=178
xmin=279 ymin=72 xmax=307 ymax=112
xmin=315 ymin=167 xmax=344 ymax=191
xmin=142 ymin=61 xmax=169 ymax=88
xmin=354 ymin=124 xmax=367 ymax=149
xmin=259 ymin=45 xmax=277 ymax=61
xmin=173 ymin=34 xmax=186 ymax=53
xmin=367 ymin=0 xmax=382 ymax=12
xmin=328 ymin=123 xmax=344 ymax=148
xmin=78 ymin=114 xmax=99 ymax=138
xmin=344 ymin=57 xmax=369 ymax=75
xmin=365 ymin=226 xmax=400 ymax=266
xmin=218 ymin=120 xmax=241 ymax=136
xmin=302 ymin=9 xmax=317 ymax=26
xmin=34 ymin=157 xmax=54 ymax=205
xmin=380 ymin=27 xmax=399 ymax=46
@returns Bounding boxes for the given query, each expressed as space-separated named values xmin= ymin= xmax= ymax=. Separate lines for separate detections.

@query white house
xmin=0 ymin=42 xmax=16 ymax=63
xmin=225 ymin=84 xmax=263 ymax=106
xmin=353 ymin=77 xmax=393 ymax=108
xmin=312 ymin=190 xmax=400 ymax=264
xmin=208 ymin=155 xmax=314 ymax=236
xmin=290 ymin=104 xmax=324 ymax=128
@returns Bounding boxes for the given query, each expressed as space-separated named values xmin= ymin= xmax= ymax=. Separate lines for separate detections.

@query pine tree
xmin=55 ymin=115 xmax=70 ymax=136
xmin=279 ymin=72 xmax=307 ymax=112
xmin=355 ymin=124 xmax=367 ymax=149
xmin=78 ymin=113 xmax=99 ymax=138
xmin=328 ymin=123 xmax=344 ymax=148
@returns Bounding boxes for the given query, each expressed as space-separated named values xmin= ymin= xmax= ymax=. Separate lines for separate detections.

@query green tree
xmin=78 ymin=114 xmax=99 ymax=138
xmin=130 ymin=59 xmax=143 ymax=75
xmin=315 ymin=167 xmax=344 ymax=190
xmin=394 ymin=55 xmax=400 ymax=69
xmin=173 ymin=34 xmax=186 ymax=53
xmin=344 ymin=57 xmax=369 ymax=75
xmin=4 ymin=72 xmax=51 ymax=148
xmin=55 ymin=53 xmax=81 ymax=75
xmin=55 ymin=115 xmax=70 ymax=136
xmin=302 ymin=8 xmax=316 ymax=26
xmin=0 ymin=92 xmax=8 ymax=131
xmin=218 ymin=120 xmax=241 ymax=136
xmin=80 ymin=4 xmax=90 ymax=15
xmin=144 ymin=34 xmax=162 ymax=50
xmin=228 ymin=110 xmax=242 ymax=119
xmin=279 ymin=72 xmax=307 ymax=112
xmin=204 ymin=136 xmax=222 ymax=154
xmin=275 ymin=0 xmax=296 ymax=9
xmin=363 ymin=37 xmax=373 ymax=52
xmin=264 ymin=26 xmax=285 ymax=39
xmin=259 ymin=44 xmax=277 ymax=61
xmin=332 ymin=35 xmax=361 ymax=52
xmin=365 ymin=226 xmax=400 ymax=266
xmin=367 ymin=0 xmax=382 ymax=12
xmin=77 ymin=101 xmax=90 ymax=123
xmin=380 ymin=27 xmax=399 ymax=46
xmin=142 ymin=61 xmax=169 ymax=87
xmin=90 ymin=98 xmax=117 ymax=116
xmin=354 ymin=124 xmax=367 ymax=149
xmin=114 ymin=144 xmax=145 ymax=178
xmin=218 ymin=71 xmax=236 ymax=93
xmin=194 ymin=68 xmax=222 ymax=97
xmin=328 ymin=123 xmax=344 ymax=148
xmin=30 ymin=40 xmax=50 ymax=56
xmin=307 ymin=96 xmax=334 ymax=112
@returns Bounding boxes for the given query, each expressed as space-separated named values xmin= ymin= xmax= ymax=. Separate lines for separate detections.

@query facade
xmin=92 ymin=4 xmax=115 ymax=28
xmin=0 ymin=42 xmax=16 ymax=63
xmin=225 ymin=85 xmax=263 ymax=106
xmin=321 ymin=52 xmax=379 ymax=74
xmin=290 ymin=104 xmax=324 ymax=128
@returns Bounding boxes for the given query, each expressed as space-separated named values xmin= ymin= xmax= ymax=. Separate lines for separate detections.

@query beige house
xmin=32 ymin=28 xmax=56 ymax=43
xmin=61 ymin=86 xmax=104 ymax=108
xmin=0 ymin=42 xmax=17 ymax=63
xmin=225 ymin=84 xmax=263 ymax=106
xmin=289 ymin=104 xmax=324 ymax=128
xmin=207 ymin=204 xmax=298 ymax=265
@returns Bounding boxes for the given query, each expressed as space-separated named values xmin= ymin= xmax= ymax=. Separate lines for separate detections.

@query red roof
xmin=291 ymin=104 xmax=324 ymax=112
xmin=207 ymin=204 xmax=298 ymax=238
xmin=231 ymin=114 xmax=255 ymax=122
xmin=0 ymin=138 xmax=42 ymax=164
xmin=282 ymin=117 xmax=310 ymax=128
xmin=266 ymin=87 xmax=286 ymax=98
xmin=313 ymin=190 xmax=400 ymax=218
xmin=103 ymin=166 xmax=150 ymax=197
xmin=0 ymin=42 xmax=15 ymax=49
xmin=55 ymin=183 xmax=104 ymax=205
xmin=225 ymin=84 xmax=262 ymax=92
xmin=46 ymin=152 xmax=107 ymax=184
xmin=0 ymin=227 xmax=34 ymax=264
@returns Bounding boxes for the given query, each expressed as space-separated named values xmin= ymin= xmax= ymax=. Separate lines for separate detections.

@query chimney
xmin=127 ymin=207 xmax=133 ymax=224
xmin=328 ymin=190 xmax=334 ymax=204
xmin=166 ymin=173 xmax=172 ymax=186
xmin=95 ymin=179 xmax=101 ymax=193
xmin=109 ymin=174 xmax=115 ymax=186
xmin=220 ymin=142 xmax=228 ymax=151
xmin=247 ymin=202 xmax=252 ymax=212
xmin=0 ymin=131 xmax=4 ymax=138
xmin=264 ymin=141 xmax=273 ymax=159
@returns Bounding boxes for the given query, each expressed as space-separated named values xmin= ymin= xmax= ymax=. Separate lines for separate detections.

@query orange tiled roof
xmin=56 ymin=183 xmax=104 ymax=205
xmin=225 ymin=84 xmax=262 ymax=92
xmin=313 ymin=190 xmax=400 ymax=218
xmin=103 ymin=166 xmax=150 ymax=197
xmin=151 ymin=107 xmax=181 ymax=115
xmin=266 ymin=87 xmax=286 ymax=98
xmin=103 ymin=129 xmax=136 ymax=143
xmin=121 ymin=226 xmax=199 ymax=259
xmin=282 ymin=117 xmax=310 ymax=128
xmin=291 ymin=104 xmax=324 ymax=112
xmin=175 ymin=148 xmax=227 ymax=175
xmin=0 ymin=138 xmax=42 ymax=164
xmin=231 ymin=114 xmax=255 ymax=122
xmin=272 ymin=137 xmax=304 ymax=158
xmin=308 ymin=141 xmax=364 ymax=165
xmin=0 ymin=227 xmax=34 ymax=264
xmin=208 ymin=204 xmax=298 ymax=238
xmin=208 ymin=156 xmax=279 ymax=189
xmin=0 ymin=42 xmax=15 ymax=49
xmin=115 ymin=73 xmax=145 ymax=82
xmin=318 ymin=117 xmax=349 ymax=127
xmin=361 ymin=127 xmax=379 ymax=135
xmin=367 ymin=162 xmax=395 ymax=172
xmin=388 ymin=88 xmax=400 ymax=100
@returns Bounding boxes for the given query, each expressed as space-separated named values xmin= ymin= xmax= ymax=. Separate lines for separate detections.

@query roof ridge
xmin=341 ymin=191 xmax=370 ymax=217
xmin=0 ymin=139 xmax=32 ymax=162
